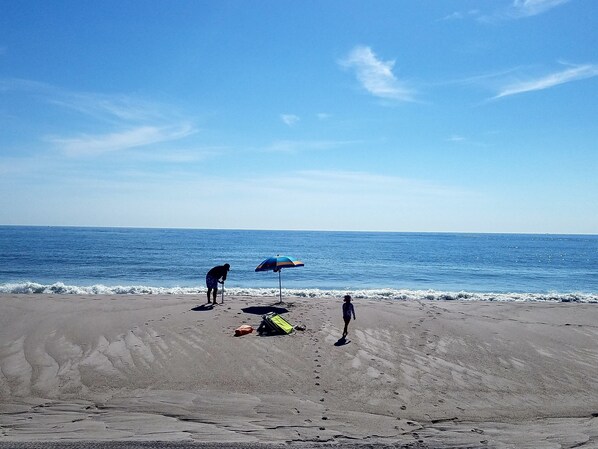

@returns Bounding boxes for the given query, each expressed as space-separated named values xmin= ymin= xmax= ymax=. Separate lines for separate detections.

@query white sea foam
xmin=0 ymin=282 xmax=596 ymax=303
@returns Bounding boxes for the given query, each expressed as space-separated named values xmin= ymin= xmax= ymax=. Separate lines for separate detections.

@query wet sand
xmin=1 ymin=294 xmax=597 ymax=448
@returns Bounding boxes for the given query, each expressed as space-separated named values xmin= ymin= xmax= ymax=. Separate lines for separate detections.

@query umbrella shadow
xmin=242 ymin=306 xmax=289 ymax=315
xmin=191 ymin=303 xmax=215 ymax=312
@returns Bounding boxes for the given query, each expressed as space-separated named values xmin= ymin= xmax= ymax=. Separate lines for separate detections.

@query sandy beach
xmin=1 ymin=294 xmax=597 ymax=448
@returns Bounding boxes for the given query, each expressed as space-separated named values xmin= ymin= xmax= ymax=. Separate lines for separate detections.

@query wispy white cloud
xmin=494 ymin=63 xmax=598 ymax=99
xmin=281 ymin=114 xmax=300 ymax=126
xmin=443 ymin=0 xmax=569 ymax=22
xmin=1 ymin=78 xmax=198 ymax=158
xmin=0 ymin=77 xmax=49 ymax=93
xmin=447 ymin=135 xmax=467 ymax=143
xmin=247 ymin=170 xmax=472 ymax=201
xmin=296 ymin=170 xmax=399 ymax=188
xmin=135 ymin=147 xmax=223 ymax=164
xmin=443 ymin=67 xmax=524 ymax=87
xmin=262 ymin=139 xmax=359 ymax=154
xmin=339 ymin=46 xmax=415 ymax=102
xmin=508 ymin=0 xmax=570 ymax=18
xmin=317 ymin=113 xmax=331 ymax=120
xmin=50 ymin=123 xmax=196 ymax=157
xmin=440 ymin=9 xmax=481 ymax=21
xmin=0 ymin=78 xmax=169 ymax=123
xmin=51 ymin=93 xmax=168 ymax=124
xmin=445 ymin=134 xmax=490 ymax=147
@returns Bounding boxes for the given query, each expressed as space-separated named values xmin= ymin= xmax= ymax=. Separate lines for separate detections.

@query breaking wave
xmin=1 ymin=282 xmax=596 ymax=303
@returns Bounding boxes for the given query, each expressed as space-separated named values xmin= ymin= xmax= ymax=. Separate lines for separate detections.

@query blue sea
xmin=0 ymin=226 xmax=597 ymax=302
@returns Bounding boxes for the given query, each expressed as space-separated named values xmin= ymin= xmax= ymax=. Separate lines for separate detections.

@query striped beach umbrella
xmin=255 ymin=255 xmax=304 ymax=303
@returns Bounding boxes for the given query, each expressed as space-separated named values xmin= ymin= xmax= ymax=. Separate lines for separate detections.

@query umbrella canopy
xmin=255 ymin=255 xmax=304 ymax=303
xmin=255 ymin=255 xmax=304 ymax=272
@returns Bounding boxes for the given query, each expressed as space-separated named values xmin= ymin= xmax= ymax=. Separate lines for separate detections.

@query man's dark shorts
xmin=206 ymin=274 xmax=218 ymax=290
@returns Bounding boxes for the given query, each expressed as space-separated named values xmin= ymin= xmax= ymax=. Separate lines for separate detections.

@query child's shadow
xmin=334 ymin=337 xmax=350 ymax=346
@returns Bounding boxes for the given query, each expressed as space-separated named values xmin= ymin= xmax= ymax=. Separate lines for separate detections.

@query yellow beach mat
xmin=263 ymin=312 xmax=294 ymax=334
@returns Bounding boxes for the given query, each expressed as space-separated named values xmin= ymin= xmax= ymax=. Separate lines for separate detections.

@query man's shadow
xmin=191 ymin=303 xmax=215 ymax=312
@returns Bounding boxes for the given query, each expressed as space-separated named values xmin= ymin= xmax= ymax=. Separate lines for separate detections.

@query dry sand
xmin=1 ymin=294 xmax=597 ymax=448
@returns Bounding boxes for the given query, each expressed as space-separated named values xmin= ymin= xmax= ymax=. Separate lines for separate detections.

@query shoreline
xmin=2 ymin=284 xmax=597 ymax=303
xmin=1 ymin=295 xmax=598 ymax=447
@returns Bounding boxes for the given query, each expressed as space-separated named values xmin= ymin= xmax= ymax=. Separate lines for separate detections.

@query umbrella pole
xmin=278 ymin=270 xmax=282 ymax=303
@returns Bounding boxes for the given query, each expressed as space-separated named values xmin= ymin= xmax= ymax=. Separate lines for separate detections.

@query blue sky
xmin=1 ymin=0 xmax=596 ymax=233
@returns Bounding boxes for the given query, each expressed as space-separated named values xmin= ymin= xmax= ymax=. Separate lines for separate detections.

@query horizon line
xmin=0 ymin=223 xmax=595 ymax=237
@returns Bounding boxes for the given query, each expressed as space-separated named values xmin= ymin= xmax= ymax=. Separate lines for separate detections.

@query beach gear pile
xmin=235 ymin=312 xmax=300 ymax=337
xmin=258 ymin=312 xmax=294 ymax=335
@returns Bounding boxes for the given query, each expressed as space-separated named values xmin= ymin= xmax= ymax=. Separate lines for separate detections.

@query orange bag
xmin=234 ymin=324 xmax=254 ymax=336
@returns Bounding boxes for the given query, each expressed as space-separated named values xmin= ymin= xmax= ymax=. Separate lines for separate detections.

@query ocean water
xmin=0 ymin=226 xmax=597 ymax=302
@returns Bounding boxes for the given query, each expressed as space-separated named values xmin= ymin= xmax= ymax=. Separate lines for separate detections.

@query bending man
xmin=205 ymin=263 xmax=230 ymax=304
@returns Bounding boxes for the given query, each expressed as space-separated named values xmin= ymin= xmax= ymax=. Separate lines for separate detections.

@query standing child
xmin=342 ymin=294 xmax=356 ymax=338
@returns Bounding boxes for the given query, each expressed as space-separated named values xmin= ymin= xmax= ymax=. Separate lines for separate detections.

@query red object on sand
xmin=234 ymin=324 xmax=254 ymax=336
